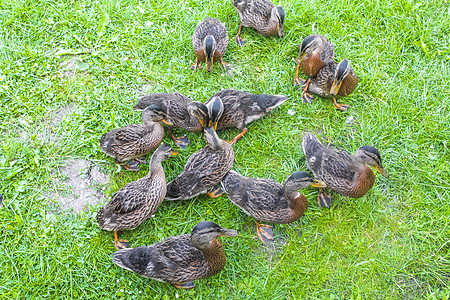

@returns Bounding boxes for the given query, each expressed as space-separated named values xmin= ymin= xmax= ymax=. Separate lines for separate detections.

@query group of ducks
xmin=94 ymin=0 xmax=387 ymax=290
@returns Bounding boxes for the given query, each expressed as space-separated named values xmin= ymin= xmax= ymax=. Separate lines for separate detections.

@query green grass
xmin=1 ymin=0 xmax=449 ymax=298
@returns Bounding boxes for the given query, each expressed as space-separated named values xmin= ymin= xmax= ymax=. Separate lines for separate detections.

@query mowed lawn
xmin=0 ymin=0 xmax=449 ymax=298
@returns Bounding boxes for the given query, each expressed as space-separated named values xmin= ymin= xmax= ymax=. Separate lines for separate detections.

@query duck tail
xmin=113 ymin=246 xmax=154 ymax=275
xmin=255 ymin=94 xmax=288 ymax=111
xmin=302 ymin=133 xmax=323 ymax=157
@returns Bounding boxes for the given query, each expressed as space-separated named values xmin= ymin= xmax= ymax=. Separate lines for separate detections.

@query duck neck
xmin=147 ymin=154 xmax=163 ymax=177
xmin=284 ymin=189 xmax=309 ymax=221
xmin=200 ymin=239 xmax=226 ymax=277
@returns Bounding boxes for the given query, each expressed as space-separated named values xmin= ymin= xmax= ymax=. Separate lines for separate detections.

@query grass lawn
xmin=1 ymin=0 xmax=449 ymax=298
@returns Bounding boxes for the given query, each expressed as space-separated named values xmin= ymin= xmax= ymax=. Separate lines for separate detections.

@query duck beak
xmin=375 ymin=166 xmax=389 ymax=178
xmin=219 ymin=228 xmax=238 ymax=237
xmin=205 ymin=56 xmax=213 ymax=72
xmin=310 ymin=179 xmax=327 ymax=188
xmin=171 ymin=151 xmax=178 ymax=156
xmin=208 ymin=119 xmax=218 ymax=131
xmin=161 ymin=118 xmax=173 ymax=126
xmin=278 ymin=23 xmax=284 ymax=37
xmin=298 ymin=52 xmax=307 ymax=63
xmin=330 ymin=79 xmax=343 ymax=96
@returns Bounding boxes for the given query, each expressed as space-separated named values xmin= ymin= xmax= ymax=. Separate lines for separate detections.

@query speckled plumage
xmin=232 ymin=0 xmax=285 ymax=37
xmin=206 ymin=89 xmax=287 ymax=131
xmin=134 ymin=93 xmax=206 ymax=132
xmin=112 ymin=221 xmax=237 ymax=288
xmin=222 ymin=171 xmax=312 ymax=224
xmin=192 ymin=18 xmax=228 ymax=64
xmin=296 ymin=34 xmax=335 ymax=78
xmin=166 ymin=127 xmax=234 ymax=200
xmin=306 ymin=60 xmax=358 ymax=99
xmin=302 ymin=134 xmax=387 ymax=198
xmin=97 ymin=144 xmax=174 ymax=231
xmin=100 ymin=109 xmax=164 ymax=163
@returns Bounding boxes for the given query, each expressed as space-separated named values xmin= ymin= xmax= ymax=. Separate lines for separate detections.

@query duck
xmin=134 ymin=92 xmax=209 ymax=148
xmin=222 ymin=170 xmax=326 ymax=243
xmin=232 ymin=0 xmax=285 ymax=46
xmin=100 ymin=105 xmax=165 ymax=171
xmin=298 ymin=59 xmax=358 ymax=111
xmin=205 ymin=89 xmax=288 ymax=137
xmin=191 ymin=17 xmax=229 ymax=72
xmin=97 ymin=144 xmax=177 ymax=249
xmin=113 ymin=221 xmax=238 ymax=289
xmin=302 ymin=133 xmax=389 ymax=208
xmin=166 ymin=98 xmax=246 ymax=200
xmin=294 ymin=35 xmax=335 ymax=101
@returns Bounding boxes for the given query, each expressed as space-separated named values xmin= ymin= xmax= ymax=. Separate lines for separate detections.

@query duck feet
xmin=333 ymin=98 xmax=350 ymax=111
xmin=115 ymin=159 xmax=141 ymax=172
xmin=206 ymin=185 xmax=224 ymax=198
xmin=256 ymin=221 xmax=273 ymax=244
xmin=173 ymin=134 xmax=190 ymax=149
xmin=300 ymin=78 xmax=314 ymax=103
xmin=235 ymin=25 xmax=245 ymax=46
xmin=229 ymin=128 xmax=248 ymax=145
xmin=190 ymin=58 xmax=201 ymax=71
xmin=173 ymin=282 xmax=195 ymax=289
xmin=114 ymin=231 xmax=130 ymax=249
xmin=317 ymin=189 xmax=332 ymax=208
xmin=293 ymin=76 xmax=305 ymax=87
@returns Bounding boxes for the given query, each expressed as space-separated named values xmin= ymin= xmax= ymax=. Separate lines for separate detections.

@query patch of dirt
xmin=48 ymin=159 xmax=110 ymax=214
xmin=59 ymin=57 xmax=80 ymax=78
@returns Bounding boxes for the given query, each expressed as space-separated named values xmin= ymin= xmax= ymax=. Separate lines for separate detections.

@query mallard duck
xmin=97 ymin=144 xmax=177 ymax=249
xmin=205 ymin=89 xmax=287 ymax=137
xmin=294 ymin=35 xmax=335 ymax=101
xmin=302 ymin=133 xmax=389 ymax=208
xmin=191 ymin=17 xmax=229 ymax=72
xmin=100 ymin=106 xmax=165 ymax=171
xmin=113 ymin=221 xmax=238 ymax=289
xmin=134 ymin=93 xmax=209 ymax=148
xmin=299 ymin=59 xmax=358 ymax=111
xmin=232 ymin=0 xmax=285 ymax=46
xmin=222 ymin=170 xmax=326 ymax=243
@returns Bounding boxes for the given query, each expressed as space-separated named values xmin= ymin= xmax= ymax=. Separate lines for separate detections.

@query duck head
xmin=191 ymin=221 xmax=238 ymax=250
xmin=354 ymin=145 xmax=389 ymax=178
xmin=203 ymin=35 xmax=217 ymax=72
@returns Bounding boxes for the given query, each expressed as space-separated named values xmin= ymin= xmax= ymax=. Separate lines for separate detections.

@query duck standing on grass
xmin=222 ymin=170 xmax=326 ymax=243
xmin=302 ymin=133 xmax=388 ymax=208
xmin=99 ymin=106 xmax=165 ymax=171
xmin=113 ymin=221 xmax=238 ymax=289
xmin=191 ymin=17 xmax=229 ymax=72
xmin=232 ymin=0 xmax=285 ymax=46
xmin=97 ymin=144 xmax=177 ymax=249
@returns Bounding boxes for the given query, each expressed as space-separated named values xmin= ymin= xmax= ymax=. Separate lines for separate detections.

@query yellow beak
xmin=310 ymin=179 xmax=327 ymax=188
xmin=375 ymin=166 xmax=389 ymax=178
xmin=171 ymin=151 xmax=178 ymax=156
xmin=161 ymin=119 xmax=173 ymax=126
xmin=330 ymin=79 xmax=343 ymax=96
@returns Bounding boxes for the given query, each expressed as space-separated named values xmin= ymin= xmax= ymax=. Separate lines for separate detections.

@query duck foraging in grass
xmin=112 ymin=221 xmax=238 ymax=289
xmin=191 ymin=17 xmax=229 ymax=72
xmin=134 ymin=92 xmax=209 ymax=148
xmin=232 ymin=0 xmax=285 ymax=46
xmin=97 ymin=144 xmax=177 ymax=249
xmin=298 ymin=59 xmax=358 ymax=111
xmin=302 ymin=133 xmax=388 ymax=208
xmin=166 ymin=97 xmax=246 ymax=200
xmin=205 ymin=89 xmax=287 ymax=137
xmin=222 ymin=170 xmax=326 ymax=243
xmin=99 ymin=105 xmax=165 ymax=172
xmin=294 ymin=35 xmax=335 ymax=100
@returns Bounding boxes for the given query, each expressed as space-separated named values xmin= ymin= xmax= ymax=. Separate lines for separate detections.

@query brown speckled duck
xmin=302 ymin=134 xmax=389 ymax=208
xmin=97 ymin=144 xmax=177 ymax=249
xmin=191 ymin=17 xmax=229 ymax=72
xmin=205 ymin=89 xmax=287 ymax=136
xmin=134 ymin=92 xmax=209 ymax=148
xmin=222 ymin=171 xmax=326 ymax=243
xmin=232 ymin=0 xmax=285 ymax=46
xmin=113 ymin=221 xmax=238 ymax=289
xmin=166 ymin=98 xmax=246 ymax=200
xmin=100 ymin=106 xmax=164 ymax=171
xmin=299 ymin=59 xmax=358 ymax=111
xmin=294 ymin=35 xmax=335 ymax=101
